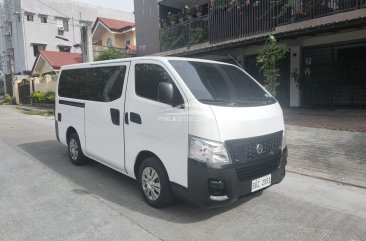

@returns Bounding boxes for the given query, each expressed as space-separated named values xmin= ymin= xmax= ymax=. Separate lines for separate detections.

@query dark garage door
xmin=301 ymin=42 xmax=366 ymax=107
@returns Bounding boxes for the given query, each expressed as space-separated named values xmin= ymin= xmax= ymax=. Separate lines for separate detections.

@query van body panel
xmin=84 ymin=62 xmax=130 ymax=173
xmin=186 ymin=100 xmax=221 ymax=141
xmin=124 ymin=60 xmax=189 ymax=187
xmin=209 ymin=103 xmax=285 ymax=141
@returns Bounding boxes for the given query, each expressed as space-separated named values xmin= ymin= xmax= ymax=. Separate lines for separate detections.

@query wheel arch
xmin=134 ymin=151 xmax=169 ymax=180
xmin=66 ymin=126 xmax=77 ymax=141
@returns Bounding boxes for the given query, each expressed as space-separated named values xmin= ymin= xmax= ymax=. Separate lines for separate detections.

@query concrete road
xmin=1 ymin=105 xmax=366 ymax=241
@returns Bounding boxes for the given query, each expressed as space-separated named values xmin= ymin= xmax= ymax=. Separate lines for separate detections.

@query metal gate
xmin=18 ymin=79 xmax=30 ymax=104
xmin=301 ymin=41 xmax=366 ymax=107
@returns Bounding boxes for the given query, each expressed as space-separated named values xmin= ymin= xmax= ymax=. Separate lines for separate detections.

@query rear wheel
xmin=138 ymin=157 xmax=173 ymax=208
xmin=67 ymin=133 xmax=86 ymax=165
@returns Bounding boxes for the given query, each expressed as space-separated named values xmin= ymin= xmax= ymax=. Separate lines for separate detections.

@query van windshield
xmin=169 ymin=60 xmax=275 ymax=107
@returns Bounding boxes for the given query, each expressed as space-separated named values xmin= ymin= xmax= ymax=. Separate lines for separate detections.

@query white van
xmin=55 ymin=57 xmax=287 ymax=208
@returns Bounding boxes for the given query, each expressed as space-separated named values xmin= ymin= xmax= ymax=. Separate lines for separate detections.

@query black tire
xmin=138 ymin=157 xmax=173 ymax=208
xmin=67 ymin=133 xmax=86 ymax=166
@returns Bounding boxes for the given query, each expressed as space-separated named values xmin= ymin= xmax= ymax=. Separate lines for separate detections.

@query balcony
xmin=276 ymin=0 xmax=365 ymax=25
xmin=159 ymin=0 xmax=366 ymax=51
xmin=159 ymin=15 xmax=209 ymax=51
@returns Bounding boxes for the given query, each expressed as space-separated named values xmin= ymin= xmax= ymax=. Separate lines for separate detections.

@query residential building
xmin=92 ymin=17 xmax=137 ymax=60
xmin=13 ymin=50 xmax=82 ymax=104
xmin=134 ymin=0 xmax=366 ymax=108
xmin=0 ymin=0 xmax=134 ymax=95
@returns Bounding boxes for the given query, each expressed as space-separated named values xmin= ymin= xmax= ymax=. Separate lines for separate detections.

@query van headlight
xmin=189 ymin=136 xmax=231 ymax=164
xmin=282 ymin=130 xmax=287 ymax=150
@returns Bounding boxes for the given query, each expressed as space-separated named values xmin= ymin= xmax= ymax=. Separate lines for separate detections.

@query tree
xmin=95 ymin=47 xmax=125 ymax=61
xmin=256 ymin=35 xmax=288 ymax=96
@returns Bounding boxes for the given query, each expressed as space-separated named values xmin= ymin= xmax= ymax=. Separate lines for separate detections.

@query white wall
xmin=289 ymin=47 xmax=301 ymax=107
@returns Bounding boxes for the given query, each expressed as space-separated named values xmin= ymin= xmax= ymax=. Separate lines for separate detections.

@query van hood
xmin=209 ymin=103 xmax=285 ymax=141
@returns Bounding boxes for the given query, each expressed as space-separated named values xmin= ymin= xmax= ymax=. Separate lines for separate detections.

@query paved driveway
xmin=1 ymin=105 xmax=366 ymax=241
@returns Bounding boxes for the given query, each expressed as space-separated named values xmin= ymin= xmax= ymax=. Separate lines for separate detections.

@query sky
xmin=76 ymin=0 xmax=134 ymax=13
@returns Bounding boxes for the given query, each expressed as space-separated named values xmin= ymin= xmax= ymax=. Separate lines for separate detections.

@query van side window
xmin=135 ymin=64 xmax=173 ymax=101
xmin=58 ymin=65 xmax=126 ymax=102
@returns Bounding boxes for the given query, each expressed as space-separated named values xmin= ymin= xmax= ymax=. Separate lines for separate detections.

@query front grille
xmin=235 ymin=156 xmax=281 ymax=182
xmin=225 ymin=131 xmax=282 ymax=163
xmin=225 ymin=131 xmax=283 ymax=182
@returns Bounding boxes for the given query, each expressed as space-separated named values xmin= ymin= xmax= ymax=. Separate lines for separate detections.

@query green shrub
xmin=31 ymin=91 xmax=45 ymax=103
xmin=30 ymin=91 xmax=55 ymax=104
xmin=4 ymin=94 xmax=16 ymax=104
xmin=95 ymin=48 xmax=125 ymax=61
xmin=44 ymin=91 xmax=55 ymax=104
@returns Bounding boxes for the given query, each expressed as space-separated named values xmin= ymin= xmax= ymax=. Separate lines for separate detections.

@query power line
xmin=36 ymin=0 xmax=70 ymax=19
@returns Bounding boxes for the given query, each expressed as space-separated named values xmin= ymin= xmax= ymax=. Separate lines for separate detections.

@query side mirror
xmin=158 ymin=82 xmax=174 ymax=105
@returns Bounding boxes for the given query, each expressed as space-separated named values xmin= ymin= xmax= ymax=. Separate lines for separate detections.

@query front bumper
xmin=186 ymin=147 xmax=287 ymax=208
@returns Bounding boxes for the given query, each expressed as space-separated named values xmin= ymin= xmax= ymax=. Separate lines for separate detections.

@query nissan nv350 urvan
xmin=55 ymin=57 xmax=287 ymax=208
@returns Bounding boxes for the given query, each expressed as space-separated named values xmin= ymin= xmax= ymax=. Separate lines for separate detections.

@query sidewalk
xmin=285 ymin=108 xmax=366 ymax=188
xmin=284 ymin=108 xmax=366 ymax=132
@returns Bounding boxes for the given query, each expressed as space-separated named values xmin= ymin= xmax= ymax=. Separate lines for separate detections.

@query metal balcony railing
xmin=159 ymin=15 xmax=209 ymax=52
xmin=276 ymin=0 xmax=365 ymax=25
xmin=159 ymin=0 xmax=366 ymax=50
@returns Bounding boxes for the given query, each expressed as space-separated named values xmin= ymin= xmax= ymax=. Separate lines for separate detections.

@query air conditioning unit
xmin=58 ymin=26 xmax=64 ymax=31
xmin=4 ymin=31 xmax=11 ymax=36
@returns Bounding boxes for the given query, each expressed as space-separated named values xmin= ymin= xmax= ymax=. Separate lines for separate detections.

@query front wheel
xmin=138 ymin=157 xmax=173 ymax=208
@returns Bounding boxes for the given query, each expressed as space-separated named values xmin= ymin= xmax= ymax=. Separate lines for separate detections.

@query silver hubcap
xmin=142 ymin=167 xmax=161 ymax=201
xmin=69 ymin=139 xmax=78 ymax=160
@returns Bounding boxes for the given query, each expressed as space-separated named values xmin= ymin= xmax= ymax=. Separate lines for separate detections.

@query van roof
xmin=60 ymin=56 xmax=234 ymax=70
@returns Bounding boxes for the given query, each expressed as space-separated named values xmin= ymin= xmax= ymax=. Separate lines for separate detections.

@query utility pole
xmin=2 ymin=0 xmax=15 ymax=96
xmin=79 ymin=12 xmax=93 ymax=63
xmin=0 ymin=1 xmax=6 ymax=94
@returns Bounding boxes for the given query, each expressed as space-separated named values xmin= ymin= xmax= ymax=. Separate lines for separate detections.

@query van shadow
xmin=19 ymin=140 xmax=261 ymax=224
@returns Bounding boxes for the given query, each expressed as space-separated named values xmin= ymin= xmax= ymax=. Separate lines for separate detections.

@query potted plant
xmin=196 ymin=5 xmax=203 ymax=17
xmin=167 ymin=12 xmax=177 ymax=25
xmin=178 ymin=11 xmax=185 ymax=23
xmin=161 ymin=18 xmax=168 ymax=28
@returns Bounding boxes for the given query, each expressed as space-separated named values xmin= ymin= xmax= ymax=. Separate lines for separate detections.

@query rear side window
xmin=58 ymin=65 xmax=126 ymax=102
xmin=135 ymin=64 xmax=172 ymax=101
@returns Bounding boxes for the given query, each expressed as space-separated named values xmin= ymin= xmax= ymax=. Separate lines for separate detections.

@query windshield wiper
xmin=198 ymin=99 xmax=231 ymax=103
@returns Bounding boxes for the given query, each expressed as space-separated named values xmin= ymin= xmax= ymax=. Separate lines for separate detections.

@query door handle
xmin=125 ymin=112 xmax=129 ymax=125
xmin=130 ymin=112 xmax=142 ymax=124
xmin=110 ymin=108 xmax=120 ymax=126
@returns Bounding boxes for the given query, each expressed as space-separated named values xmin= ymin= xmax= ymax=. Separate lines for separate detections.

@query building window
xmin=59 ymin=46 xmax=71 ymax=52
xmin=40 ymin=16 xmax=47 ymax=23
xmin=106 ymin=38 xmax=113 ymax=47
xmin=56 ymin=18 xmax=69 ymax=31
xmin=26 ymin=15 xmax=34 ymax=21
xmin=63 ymin=20 xmax=69 ymax=31
xmin=32 ymin=44 xmax=46 ymax=56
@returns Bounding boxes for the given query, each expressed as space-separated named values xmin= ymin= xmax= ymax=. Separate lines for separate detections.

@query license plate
xmin=251 ymin=174 xmax=271 ymax=192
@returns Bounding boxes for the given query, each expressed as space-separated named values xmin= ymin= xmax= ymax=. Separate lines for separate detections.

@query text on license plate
xmin=251 ymin=174 xmax=271 ymax=192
